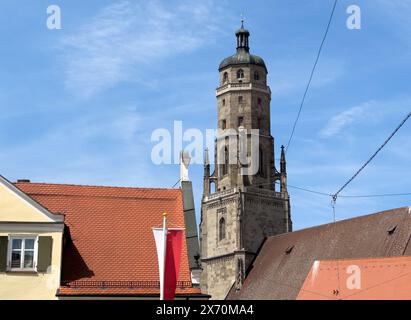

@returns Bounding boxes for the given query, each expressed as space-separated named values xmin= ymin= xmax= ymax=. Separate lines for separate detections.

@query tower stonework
xmin=199 ymin=24 xmax=292 ymax=300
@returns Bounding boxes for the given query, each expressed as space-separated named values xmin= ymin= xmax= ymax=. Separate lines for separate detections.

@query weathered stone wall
xmin=200 ymin=189 xmax=290 ymax=299
xmin=242 ymin=192 xmax=289 ymax=253
xmin=200 ymin=53 xmax=291 ymax=300
xmin=200 ymin=193 xmax=239 ymax=299
xmin=201 ymin=194 xmax=239 ymax=258
xmin=201 ymin=254 xmax=236 ymax=300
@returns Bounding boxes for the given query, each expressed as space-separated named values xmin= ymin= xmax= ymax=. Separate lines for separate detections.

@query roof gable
xmin=0 ymin=176 xmax=63 ymax=223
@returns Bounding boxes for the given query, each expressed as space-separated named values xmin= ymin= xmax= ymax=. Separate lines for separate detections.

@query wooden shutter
xmin=0 ymin=237 xmax=8 ymax=272
xmin=37 ymin=236 xmax=53 ymax=272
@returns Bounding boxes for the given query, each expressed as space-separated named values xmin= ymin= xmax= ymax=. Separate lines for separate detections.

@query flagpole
xmin=161 ymin=212 xmax=167 ymax=301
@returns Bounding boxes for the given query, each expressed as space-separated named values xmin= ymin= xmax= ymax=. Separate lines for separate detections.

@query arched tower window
xmin=254 ymin=71 xmax=259 ymax=81
xmin=222 ymin=146 xmax=229 ymax=176
xmin=210 ymin=180 xmax=216 ymax=193
xmin=223 ymin=72 xmax=228 ymax=84
xmin=221 ymin=119 xmax=226 ymax=130
xmin=219 ymin=218 xmax=226 ymax=241
xmin=237 ymin=69 xmax=244 ymax=80
xmin=258 ymin=148 xmax=265 ymax=177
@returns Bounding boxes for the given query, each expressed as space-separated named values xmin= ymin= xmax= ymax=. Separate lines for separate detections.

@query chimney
xmin=17 ymin=179 xmax=31 ymax=183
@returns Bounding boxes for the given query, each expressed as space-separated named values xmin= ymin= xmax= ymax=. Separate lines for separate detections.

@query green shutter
xmin=37 ymin=236 xmax=53 ymax=272
xmin=0 ymin=237 xmax=8 ymax=272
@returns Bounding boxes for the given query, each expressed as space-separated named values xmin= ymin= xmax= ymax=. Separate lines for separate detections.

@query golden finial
xmin=162 ymin=212 xmax=168 ymax=217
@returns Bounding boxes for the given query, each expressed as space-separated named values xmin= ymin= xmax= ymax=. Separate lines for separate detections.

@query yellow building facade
xmin=0 ymin=176 xmax=64 ymax=300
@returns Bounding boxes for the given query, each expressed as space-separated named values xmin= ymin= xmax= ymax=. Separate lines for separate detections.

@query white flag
xmin=153 ymin=228 xmax=166 ymax=300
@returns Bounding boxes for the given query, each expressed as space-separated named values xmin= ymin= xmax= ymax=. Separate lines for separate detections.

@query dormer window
xmin=8 ymin=236 xmax=37 ymax=271
xmin=1 ymin=235 xmax=53 ymax=273
xmin=237 ymin=69 xmax=244 ymax=80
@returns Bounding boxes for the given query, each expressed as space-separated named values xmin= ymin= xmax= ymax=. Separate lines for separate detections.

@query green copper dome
xmin=219 ymin=23 xmax=267 ymax=72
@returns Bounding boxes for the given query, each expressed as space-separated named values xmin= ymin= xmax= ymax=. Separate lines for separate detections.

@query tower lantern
xmin=236 ymin=21 xmax=250 ymax=51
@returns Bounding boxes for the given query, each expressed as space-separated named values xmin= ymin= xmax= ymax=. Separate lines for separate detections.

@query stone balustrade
xmin=216 ymin=82 xmax=271 ymax=96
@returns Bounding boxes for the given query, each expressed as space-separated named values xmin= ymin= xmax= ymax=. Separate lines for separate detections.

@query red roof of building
xmin=15 ymin=182 xmax=202 ymax=297
xmin=228 ymin=206 xmax=411 ymax=300
xmin=297 ymin=256 xmax=411 ymax=300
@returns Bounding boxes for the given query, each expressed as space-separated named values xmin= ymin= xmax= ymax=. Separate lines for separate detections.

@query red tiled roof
xmin=57 ymin=286 xmax=202 ymax=297
xmin=297 ymin=256 xmax=411 ymax=300
xmin=228 ymin=206 xmax=411 ymax=300
xmin=15 ymin=182 xmax=199 ymax=297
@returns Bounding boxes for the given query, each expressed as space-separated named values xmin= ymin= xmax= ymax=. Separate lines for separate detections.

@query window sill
xmin=6 ymin=270 xmax=38 ymax=274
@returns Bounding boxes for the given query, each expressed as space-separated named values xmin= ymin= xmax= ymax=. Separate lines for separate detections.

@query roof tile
xmin=15 ymin=182 xmax=196 ymax=297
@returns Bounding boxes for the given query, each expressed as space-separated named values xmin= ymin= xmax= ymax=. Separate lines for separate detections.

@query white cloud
xmin=71 ymin=109 xmax=142 ymax=142
xmin=374 ymin=0 xmax=411 ymax=33
xmin=1 ymin=105 xmax=157 ymax=186
xmin=59 ymin=0 xmax=228 ymax=98
xmin=320 ymin=101 xmax=374 ymax=137
xmin=320 ymin=98 xmax=411 ymax=138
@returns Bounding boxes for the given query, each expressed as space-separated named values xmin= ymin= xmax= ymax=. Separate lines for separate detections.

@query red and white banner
xmin=153 ymin=216 xmax=184 ymax=300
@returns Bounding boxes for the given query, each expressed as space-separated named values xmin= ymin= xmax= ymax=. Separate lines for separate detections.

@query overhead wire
xmin=250 ymin=180 xmax=410 ymax=199
xmin=332 ymin=111 xmax=411 ymax=200
xmin=285 ymin=0 xmax=339 ymax=154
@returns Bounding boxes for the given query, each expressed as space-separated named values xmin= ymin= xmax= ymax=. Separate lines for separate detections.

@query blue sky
xmin=0 ymin=0 xmax=410 ymax=230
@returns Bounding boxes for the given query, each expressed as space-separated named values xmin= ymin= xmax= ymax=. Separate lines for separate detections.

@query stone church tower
xmin=199 ymin=23 xmax=292 ymax=300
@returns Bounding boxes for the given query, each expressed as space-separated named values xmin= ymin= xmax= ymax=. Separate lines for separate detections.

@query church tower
xmin=199 ymin=23 xmax=292 ymax=299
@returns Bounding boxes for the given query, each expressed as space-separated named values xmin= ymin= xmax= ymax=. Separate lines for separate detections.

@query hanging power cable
xmin=253 ymin=180 xmax=410 ymax=199
xmin=285 ymin=0 xmax=339 ymax=154
xmin=171 ymin=179 xmax=181 ymax=188
xmin=332 ymin=111 xmax=411 ymax=200
xmin=338 ymin=192 xmax=411 ymax=198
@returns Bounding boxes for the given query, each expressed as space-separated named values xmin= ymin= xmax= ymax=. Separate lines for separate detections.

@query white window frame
xmin=7 ymin=235 xmax=38 ymax=272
